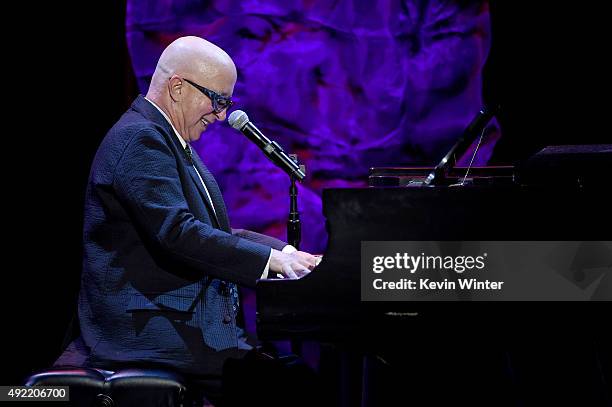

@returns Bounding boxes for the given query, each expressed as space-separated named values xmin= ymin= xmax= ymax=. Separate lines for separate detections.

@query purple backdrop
xmin=126 ymin=0 xmax=498 ymax=254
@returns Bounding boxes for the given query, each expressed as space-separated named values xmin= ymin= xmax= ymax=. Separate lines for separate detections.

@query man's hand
xmin=269 ymin=249 xmax=318 ymax=279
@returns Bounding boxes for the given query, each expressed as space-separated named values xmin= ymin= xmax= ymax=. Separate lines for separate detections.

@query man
xmin=56 ymin=36 xmax=317 ymax=395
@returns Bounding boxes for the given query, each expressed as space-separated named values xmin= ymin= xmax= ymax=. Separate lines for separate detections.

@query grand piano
xmin=257 ymin=146 xmax=612 ymax=344
xmin=255 ymin=144 xmax=611 ymax=406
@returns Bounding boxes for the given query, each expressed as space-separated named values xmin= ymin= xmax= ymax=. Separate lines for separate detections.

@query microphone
xmin=228 ymin=110 xmax=306 ymax=181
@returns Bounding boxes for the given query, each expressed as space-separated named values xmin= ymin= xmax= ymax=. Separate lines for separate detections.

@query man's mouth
xmin=200 ymin=117 xmax=210 ymax=127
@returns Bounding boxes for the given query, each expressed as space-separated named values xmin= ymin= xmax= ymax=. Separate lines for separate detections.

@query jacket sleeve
xmin=112 ymin=128 xmax=270 ymax=288
xmin=231 ymin=228 xmax=287 ymax=251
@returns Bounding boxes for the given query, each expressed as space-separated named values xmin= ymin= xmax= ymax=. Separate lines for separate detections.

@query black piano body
xmin=256 ymin=165 xmax=611 ymax=345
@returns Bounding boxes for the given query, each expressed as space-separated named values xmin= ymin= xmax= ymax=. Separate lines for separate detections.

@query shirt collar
xmin=144 ymin=97 xmax=188 ymax=149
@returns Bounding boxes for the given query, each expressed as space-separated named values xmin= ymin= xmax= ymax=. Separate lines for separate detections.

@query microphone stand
xmin=287 ymin=154 xmax=303 ymax=250
xmin=287 ymin=154 xmax=305 ymax=356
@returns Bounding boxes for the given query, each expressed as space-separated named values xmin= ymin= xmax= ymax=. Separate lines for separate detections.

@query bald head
xmin=148 ymin=36 xmax=236 ymax=98
xmin=146 ymin=36 xmax=237 ymax=143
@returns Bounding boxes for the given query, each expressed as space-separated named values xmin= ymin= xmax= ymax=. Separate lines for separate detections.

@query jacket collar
xmin=130 ymin=94 xmax=187 ymax=154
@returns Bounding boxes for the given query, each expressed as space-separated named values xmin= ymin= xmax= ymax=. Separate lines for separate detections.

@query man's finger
xmin=283 ymin=264 xmax=298 ymax=279
xmin=293 ymin=256 xmax=316 ymax=269
xmin=297 ymin=268 xmax=311 ymax=278
xmin=295 ymin=251 xmax=317 ymax=263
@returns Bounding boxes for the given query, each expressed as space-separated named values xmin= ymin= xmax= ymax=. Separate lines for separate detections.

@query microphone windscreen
xmin=228 ymin=110 xmax=249 ymax=130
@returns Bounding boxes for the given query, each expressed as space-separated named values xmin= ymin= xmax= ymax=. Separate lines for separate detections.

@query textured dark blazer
xmin=59 ymin=95 xmax=285 ymax=376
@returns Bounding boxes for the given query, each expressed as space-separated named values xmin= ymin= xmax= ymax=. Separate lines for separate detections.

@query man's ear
xmin=168 ymin=76 xmax=183 ymax=102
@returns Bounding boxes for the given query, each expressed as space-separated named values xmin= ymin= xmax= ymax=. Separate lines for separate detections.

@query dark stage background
xmin=4 ymin=1 xmax=610 ymax=402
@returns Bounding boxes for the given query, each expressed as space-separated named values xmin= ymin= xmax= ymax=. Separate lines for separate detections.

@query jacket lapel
xmin=185 ymin=162 xmax=222 ymax=229
xmin=190 ymin=151 xmax=232 ymax=232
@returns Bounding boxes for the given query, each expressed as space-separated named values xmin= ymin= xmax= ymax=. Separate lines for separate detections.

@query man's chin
xmin=190 ymin=132 xmax=204 ymax=142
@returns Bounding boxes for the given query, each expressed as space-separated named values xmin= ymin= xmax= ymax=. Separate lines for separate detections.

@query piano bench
xmin=24 ymin=367 xmax=189 ymax=406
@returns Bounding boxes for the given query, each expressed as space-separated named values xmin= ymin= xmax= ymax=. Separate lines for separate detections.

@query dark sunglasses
xmin=183 ymin=78 xmax=234 ymax=114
